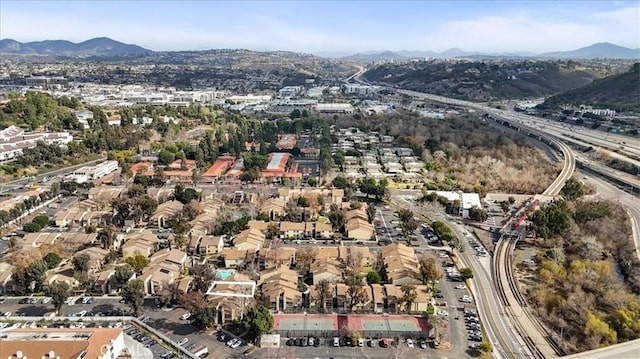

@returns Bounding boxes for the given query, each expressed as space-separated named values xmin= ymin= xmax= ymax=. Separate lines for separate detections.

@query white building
xmin=0 ymin=126 xmax=73 ymax=162
xmin=426 ymin=191 xmax=482 ymax=218
xmin=67 ymin=160 xmax=119 ymax=183
xmin=315 ymin=103 xmax=355 ymax=114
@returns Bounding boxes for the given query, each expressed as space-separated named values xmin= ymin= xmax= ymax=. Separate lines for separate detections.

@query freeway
xmin=0 ymin=157 xmax=107 ymax=193
xmin=364 ymin=72 xmax=640 ymax=358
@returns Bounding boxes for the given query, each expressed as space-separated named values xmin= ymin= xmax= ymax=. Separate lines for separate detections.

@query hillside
xmin=0 ymin=37 xmax=152 ymax=56
xmin=363 ymin=60 xmax=603 ymax=101
xmin=540 ymin=63 xmax=640 ymax=112
xmin=540 ymin=42 xmax=640 ymax=59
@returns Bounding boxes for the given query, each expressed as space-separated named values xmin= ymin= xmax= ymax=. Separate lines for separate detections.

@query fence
xmin=274 ymin=328 xmax=431 ymax=340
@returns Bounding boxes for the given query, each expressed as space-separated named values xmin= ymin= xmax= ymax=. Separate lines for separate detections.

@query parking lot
xmin=142 ymin=301 xmax=245 ymax=358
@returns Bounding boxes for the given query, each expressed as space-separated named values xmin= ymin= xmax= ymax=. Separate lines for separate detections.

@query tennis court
xmin=274 ymin=314 xmax=338 ymax=332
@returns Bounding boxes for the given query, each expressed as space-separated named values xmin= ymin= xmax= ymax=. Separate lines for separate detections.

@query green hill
xmin=363 ymin=60 xmax=602 ymax=102
xmin=540 ymin=63 xmax=640 ymax=112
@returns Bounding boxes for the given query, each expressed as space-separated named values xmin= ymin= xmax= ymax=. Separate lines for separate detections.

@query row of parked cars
xmin=286 ymin=336 xmax=320 ymax=347
xmin=217 ymin=330 xmax=245 ymax=350
xmin=465 ymin=309 xmax=483 ymax=342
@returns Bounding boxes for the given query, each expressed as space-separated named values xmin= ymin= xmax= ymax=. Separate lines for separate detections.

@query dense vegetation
xmin=524 ymin=182 xmax=640 ymax=352
xmin=363 ymin=60 xmax=601 ymax=101
xmin=334 ymin=112 xmax=558 ymax=194
xmin=540 ymin=63 xmax=640 ymax=113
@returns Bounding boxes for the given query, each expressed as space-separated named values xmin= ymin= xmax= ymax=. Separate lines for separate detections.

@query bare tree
xmin=314 ymin=279 xmax=334 ymax=313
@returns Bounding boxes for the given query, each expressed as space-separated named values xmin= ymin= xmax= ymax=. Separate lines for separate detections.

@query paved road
xmin=390 ymin=192 xmax=527 ymax=359
xmin=0 ymin=157 xmax=107 ymax=192
xmin=562 ymin=338 xmax=640 ymax=359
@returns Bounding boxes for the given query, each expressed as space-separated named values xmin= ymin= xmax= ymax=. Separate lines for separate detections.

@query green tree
xmin=332 ymin=176 xmax=351 ymax=189
xmin=32 ymin=215 xmax=49 ymax=228
xmin=192 ymin=306 xmax=217 ymax=328
xmin=560 ymin=177 xmax=585 ymax=200
xmin=366 ymin=270 xmax=381 ymax=284
xmin=241 ymin=305 xmax=274 ymax=339
xmin=114 ymin=264 xmax=134 ymax=289
xmin=529 ymin=200 xmax=571 ymax=239
xmin=23 ymin=221 xmax=42 ymax=233
xmin=27 ymin=260 xmax=48 ymax=293
xmin=45 ymin=281 xmax=70 ymax=315
xmin=122 ymin=279 xmax=145 ymax=315
xmin=158 ymin=149 xmax=175 ymax=165
xmin=125 ymin=255 xmax=149 ymax=274
xmin=72 ymin=253 xmax=91 ymax=273
xmin=468 ymin=206 xmax=488 ymax=222
xmin=460 ymin=267 xmax=474 ymax=280
xmin=307 ymin=177 xmax=318 ymax=187
xmin=43 ymin=252 xmax=62 ymax=269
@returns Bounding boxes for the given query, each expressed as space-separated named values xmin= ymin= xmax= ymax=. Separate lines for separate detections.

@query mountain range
xmin=0 ymin=37 xmax=638 ymax=60
xmin=338 ymin=43 xmax=640 ymax=60
xmin=0 ymin=37 xmax=151 ymax=56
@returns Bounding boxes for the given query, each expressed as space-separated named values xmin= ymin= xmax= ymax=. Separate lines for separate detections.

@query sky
xmin=1 ymin=0 xmax=639 ymax=54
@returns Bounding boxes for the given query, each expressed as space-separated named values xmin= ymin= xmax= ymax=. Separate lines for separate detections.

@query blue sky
xmin=1 ymin=1 xmax=638 ymax=54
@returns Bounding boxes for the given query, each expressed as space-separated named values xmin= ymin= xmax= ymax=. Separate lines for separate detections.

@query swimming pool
xmin=216 ymin=269 xmax=236 ymax=280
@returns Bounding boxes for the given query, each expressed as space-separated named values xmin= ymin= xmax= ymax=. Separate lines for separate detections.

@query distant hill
xmin=341 ymin=51 xmax=406 ymax=61
xmin=540 ymin=42 xmax=640 ymax=59
xmin=0 ymin=37 xmax=152 ymax=56
xmin=340 ymin=42 xmax=639 ymax=60
xmin=540 ymin=63 xmax=640 ymax=112
xmin=363 ymin=60 xmax=603 ymax=102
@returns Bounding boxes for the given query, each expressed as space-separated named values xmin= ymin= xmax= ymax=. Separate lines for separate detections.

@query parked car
xmin=178 ymin=338 xmax=189 ymax=346
xmin=406 ymin=339 xmax=414 ymax=348
xmin=180 ymin=313 xmax=192 ymax=320
xmin=357 ymin=338 xmax=364 ymax=347
xmin=42 ymin=297 xmax=51 ymax=304
xmin=333 ymin=337 xmax=340 ymax=347
xmin=379 ymin=339 xmax=389 ymax=348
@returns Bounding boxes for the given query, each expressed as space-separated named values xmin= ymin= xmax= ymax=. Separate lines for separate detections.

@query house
xmin=87 ymin=186 xmax=125 ymax=203
xmin=139 ymin=249 xmax=187 ymax=295
xmin=260 ymin=198 xmax=286 ymax=221
xmin=382 ymin=244 xmax=421 ymax=285
xmin=384 ymin=284 xmax=402 ymax=313
xmin=310 ymin=257 xmax=342 ymax=284
xmin=315 ymin=222 xmax=334 ymax=239
xmin=121 ymin=230 xmax=159 ymax=259
xmin=355 ymin=285 xmax=373 ymax=311
xmin=198 ymin=235 xmax=225 ymax=255
xmin=201 ymin=156 xmax=235 ymax=182
xmin=335 ymin=283 xmax=348 ymax=311
xmin=75 ymin=246 xmax=110 ymax=274
xmin=93 ymin=267 xmax=117 ymax=295
xmin=255 ymin=247 xmax=296 ymax=270
xmin=150 ymin=200 xmax=184 ymax=228
xmin=405 ymin=285 xmax=431 ymax=313
xmin=370 ymin=283 xmax=386 ymax=313
xmin=219 ymin=248 xmax=249 ymax=268
xmin=259 ymin=266 xmax=302 ymax=312
xmin=54 ymin=204 xmax=107 ymax=228
xmin=233 ymin=228 xmax=266 ymax=251
xmin=280 ymin=221 xmax=306 ymax=239
xmin=345 ymin=218 xmax=374 ymax=241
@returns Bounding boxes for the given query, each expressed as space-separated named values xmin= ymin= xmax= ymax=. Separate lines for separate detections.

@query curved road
xmin=375 ymin=82 xmax=640 ymax=357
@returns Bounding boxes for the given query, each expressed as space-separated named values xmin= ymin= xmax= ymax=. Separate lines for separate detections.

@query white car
xmin=406 ymin=339 xmax=414 ymax=348
xmin=178 ymin=338 xmax=189 ymax=346
xmin=3 ymin=312 xmax=11 ymax=317
xmin=78 ymin=310 xmax=87 ymax=317
xmin=42 ymin=297 xmax=51 ymax=304
xmin=455 ymin=284 xmax=466 ymax=290
xmin=180 ymin=313 xmax=191 ymax=320
xmin=438 ymin=310 xmax=449 ymax=316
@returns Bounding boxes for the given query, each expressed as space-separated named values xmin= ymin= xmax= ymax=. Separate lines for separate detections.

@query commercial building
xmin=0 ymin=327 xmax=125 ymax=359
xmin=314 ymin=103 xmax=355 ymax=114
xmin=66 ymin=160 xmax=119 ymax=183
